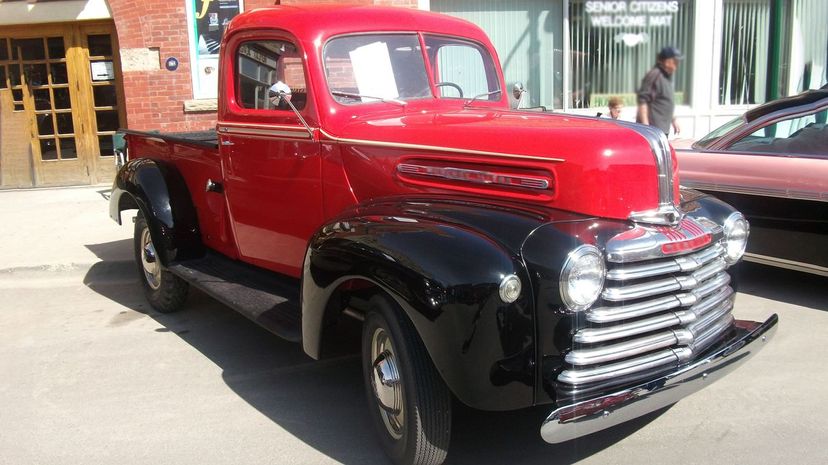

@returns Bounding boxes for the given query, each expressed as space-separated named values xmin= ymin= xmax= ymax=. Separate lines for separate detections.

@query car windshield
xmin=323 ymin=33 xmax=500 ymax=105
xmin=423 ymin=34 xmax=501 ymax=102
xmin=694 ymin=116 xmax=746 ymax=149
xmin=324 ymin=34 xmax=432 ymax=104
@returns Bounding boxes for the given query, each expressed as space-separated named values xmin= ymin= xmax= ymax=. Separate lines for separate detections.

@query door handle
xmin=206 ymin=179 xmax=223 ymax=193
xmin=221 ymin=140 xmax=234 ymax=146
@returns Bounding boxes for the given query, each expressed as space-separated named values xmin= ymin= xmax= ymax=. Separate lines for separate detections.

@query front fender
xmin=302 ymin=200 xmax=541 ymax=410
xmin=109 ymin=157 xmax=203 ymax=264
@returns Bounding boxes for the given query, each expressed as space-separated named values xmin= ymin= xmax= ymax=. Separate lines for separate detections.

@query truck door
xmin=219 ymin=37 xmax=322 ymax=278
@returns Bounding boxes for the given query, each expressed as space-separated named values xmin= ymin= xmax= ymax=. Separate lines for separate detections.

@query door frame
xmin=1 ymin=20 xmax=125 ymax=186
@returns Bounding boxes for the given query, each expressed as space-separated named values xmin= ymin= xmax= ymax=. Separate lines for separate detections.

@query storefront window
xmin=719 ymin=0 xmax=771 ymax=105
xmin=186 ymin=0 xmax=243 ymax=99
xmin=719 ymin=0 xmax=825 ymax=105
xmin=569 ymin=0 xmax=694 ymax=109
xmin=788 ymin=0 xmax=827 ymax=93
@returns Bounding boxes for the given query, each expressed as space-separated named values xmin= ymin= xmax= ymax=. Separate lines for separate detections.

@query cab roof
xmin=226 ymin=5 xmax=489 ymax=44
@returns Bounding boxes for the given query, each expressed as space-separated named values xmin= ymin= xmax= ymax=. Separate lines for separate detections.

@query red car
xmin=677 ymin=87 xmax=828 ymax=277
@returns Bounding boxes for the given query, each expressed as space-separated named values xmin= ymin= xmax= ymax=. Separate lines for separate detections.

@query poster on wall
xmin=186 ymin=0 xmax=244 ymax=99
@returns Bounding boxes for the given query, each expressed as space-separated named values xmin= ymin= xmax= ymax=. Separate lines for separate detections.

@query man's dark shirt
xmin=636 ymin=64 xmax=675 ymax=135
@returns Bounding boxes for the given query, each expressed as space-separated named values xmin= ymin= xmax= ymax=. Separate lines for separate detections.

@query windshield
xmin=323 ymin=33 xmax=501 ymax=105
xmin=324 ymin=34 xmax=431 ymax=104
xmin=424 ymin=35 xmax=501 ymax=102
xmin=694 ymin=116 xmax=746 ymax=149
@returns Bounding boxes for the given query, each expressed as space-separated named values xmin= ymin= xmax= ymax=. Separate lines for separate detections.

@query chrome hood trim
xmin=615 ymin=122 xmax=682 ymax=226
xmin=605 ymin=216 xmax=723 ymax=264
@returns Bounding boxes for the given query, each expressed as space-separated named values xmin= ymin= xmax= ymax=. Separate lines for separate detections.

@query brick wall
xmin=109 ymin=0 xmax=418 ymax=131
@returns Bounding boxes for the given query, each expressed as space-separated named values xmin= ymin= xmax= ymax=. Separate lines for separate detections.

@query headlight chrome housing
xmin=499 ymin=274 xmax=522 ymax=303
xmin=723 ymin=212 xmax=749 ymax=264
xmin=560 ymin=245 xmax=606 ymax=311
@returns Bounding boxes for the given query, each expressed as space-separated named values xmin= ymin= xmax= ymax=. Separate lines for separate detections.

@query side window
xmin=727 ymin=110 xmax=827 ymax=156
xmin=236 ymin=40 xmax=307 ymax=111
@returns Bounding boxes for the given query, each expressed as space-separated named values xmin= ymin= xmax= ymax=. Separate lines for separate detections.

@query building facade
xmin=0 ymin=0 xmax=824 ymax=187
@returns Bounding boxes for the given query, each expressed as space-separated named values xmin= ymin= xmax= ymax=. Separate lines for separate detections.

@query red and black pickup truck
xmin=109 ymin=5 xmax=778 ymax=465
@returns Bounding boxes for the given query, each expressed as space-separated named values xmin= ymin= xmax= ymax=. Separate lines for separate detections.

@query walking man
xmin=636 ymin=46 xmax=682 ymax=136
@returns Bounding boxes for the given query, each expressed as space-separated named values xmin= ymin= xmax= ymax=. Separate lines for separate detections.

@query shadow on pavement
xmin=736 ymin=261 xmax=827 ymax=312
xmin=86 ymin=238 xmax=133 ymax=263
xmin=83 ymin=240 xmax=664 ymax=465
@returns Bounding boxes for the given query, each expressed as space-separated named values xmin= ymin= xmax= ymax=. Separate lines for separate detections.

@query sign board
xmin=349 ymin=41 xmax=400 ymax=101
xmin=584 ymin=1 xmax=680 ymax=28
xmin=186 ymin=0 xmax=244 ymax=99
xmin=90 ymin=61 xmax=115 ymax=81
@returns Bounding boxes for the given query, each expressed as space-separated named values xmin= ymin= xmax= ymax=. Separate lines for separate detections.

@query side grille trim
xmin=587 ymin=272 xmax=731 ymax=324
xmin=566 ymin=329 xmax=693 ymax=365
xmin=558 ymin=347 xmax=694 ymax=385
xmin=606 ymin=244 xmax=724 ymax=281
xmin=602 ymin=260 xmax=727 ymax=302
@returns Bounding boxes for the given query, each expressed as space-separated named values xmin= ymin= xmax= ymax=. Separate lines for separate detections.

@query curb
xmin=0 ymin=260 xmax=137 ymax=288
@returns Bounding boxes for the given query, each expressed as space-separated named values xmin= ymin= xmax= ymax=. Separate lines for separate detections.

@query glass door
xmin=83 ymin=26 xmax=125 ymax=183
xmin=0 ymin=22 xmax=124 ymax=187
xmin=3 ymin=33 xmax=89 ymax=185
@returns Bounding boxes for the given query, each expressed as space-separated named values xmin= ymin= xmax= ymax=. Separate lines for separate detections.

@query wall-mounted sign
xmin=186 ymin=0 xmax=244 ymax=99
xmin=90 ymin=61 xmax=115 ymax=81
xmin=585 ymin=1 xmax=679 ymax=28
xmin=165 ymin=57 xmax=179 ymax=71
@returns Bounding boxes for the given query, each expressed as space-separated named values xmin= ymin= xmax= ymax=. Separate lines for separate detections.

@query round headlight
xmin=560 ymin=245 xmax=606 ymax=311
xmin=723 ymin=212 xmax=749 ymax=264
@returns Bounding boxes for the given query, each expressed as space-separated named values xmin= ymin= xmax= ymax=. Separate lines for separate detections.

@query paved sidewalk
xmin=0 ymin=184 xmax=132 ymax=273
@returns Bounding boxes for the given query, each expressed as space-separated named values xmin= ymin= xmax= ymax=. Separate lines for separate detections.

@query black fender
xmin=109 ymin=157 xmax=203 ymax=264
xmin=523 ymin=218 xmax=629 ymax=405
xmin=302 ymin=198 xmax=591 ymax=411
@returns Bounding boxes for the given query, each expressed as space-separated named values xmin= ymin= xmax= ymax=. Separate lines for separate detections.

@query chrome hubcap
xmin=371 ymin=327 xmax=404 ymax=439
xmin=140 ymin=228 xmax=161 ymax=290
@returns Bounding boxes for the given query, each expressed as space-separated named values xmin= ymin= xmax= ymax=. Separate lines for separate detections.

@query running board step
xmin=168 ymin=252 xmax=301 ymax=342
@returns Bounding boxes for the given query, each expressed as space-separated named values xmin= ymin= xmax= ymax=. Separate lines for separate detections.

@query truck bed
xmin=121 ymin=129 xmax=218 ymax=149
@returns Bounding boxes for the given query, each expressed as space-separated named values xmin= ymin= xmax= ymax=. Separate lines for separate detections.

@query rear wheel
xmin=134 ymin=212 xmax=188 ymax=313
xmin=362 ymin=295 xmax=451 ymax=465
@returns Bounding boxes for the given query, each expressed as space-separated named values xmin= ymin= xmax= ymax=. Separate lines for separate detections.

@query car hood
xmin=323 ymin=107 xmax=679 ymax=221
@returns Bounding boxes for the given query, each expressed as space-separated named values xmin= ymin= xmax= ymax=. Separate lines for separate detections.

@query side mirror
xmin=513 ymin=82 xmax=526 ymax=100
xmin=512 ymin=82 xmax=527 ymax=109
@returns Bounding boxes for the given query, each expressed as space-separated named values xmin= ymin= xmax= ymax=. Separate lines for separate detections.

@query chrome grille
xmin=559 ymin=236 xmax=736 ymax=389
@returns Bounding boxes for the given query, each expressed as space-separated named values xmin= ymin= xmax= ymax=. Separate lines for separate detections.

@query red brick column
xmin=108 ymin=0 xmax=217 ymax=131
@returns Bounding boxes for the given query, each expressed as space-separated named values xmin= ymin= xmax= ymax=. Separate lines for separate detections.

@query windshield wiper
xmin=464 ymin=89 xmax=502 ymax=107
xmin=331 ymin=91 xmax=407 ymax=106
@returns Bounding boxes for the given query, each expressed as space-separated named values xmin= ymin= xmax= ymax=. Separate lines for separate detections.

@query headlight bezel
xmin=560 ymin=244 xmax=606 ymax=312
xmin=722 ymin=211 xmax=749 ymax=265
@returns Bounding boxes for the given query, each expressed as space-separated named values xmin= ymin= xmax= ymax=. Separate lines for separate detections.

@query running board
xmin=168 ymin=252 xmax=302 ymax=342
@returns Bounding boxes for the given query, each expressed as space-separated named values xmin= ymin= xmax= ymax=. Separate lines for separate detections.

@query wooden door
xmin=0 ymin=22 xmax=124 ymax=187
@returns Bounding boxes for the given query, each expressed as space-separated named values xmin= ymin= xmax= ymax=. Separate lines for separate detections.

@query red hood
xmin=323 ymin=107 xmax=679 ymax=221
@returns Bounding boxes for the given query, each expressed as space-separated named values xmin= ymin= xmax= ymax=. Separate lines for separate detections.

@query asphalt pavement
xmin=0 ymin=185 xmax=825 ymax=465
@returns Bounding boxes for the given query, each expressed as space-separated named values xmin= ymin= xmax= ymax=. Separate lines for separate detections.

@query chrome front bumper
xmin=540 ymin=314 xmax=778 ymax=444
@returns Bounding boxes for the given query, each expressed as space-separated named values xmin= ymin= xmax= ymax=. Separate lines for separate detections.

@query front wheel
xmin=134 ymin=213 xmax=189 ymax=313
xmin=362 ymin=295 xmax=451 ymax=465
